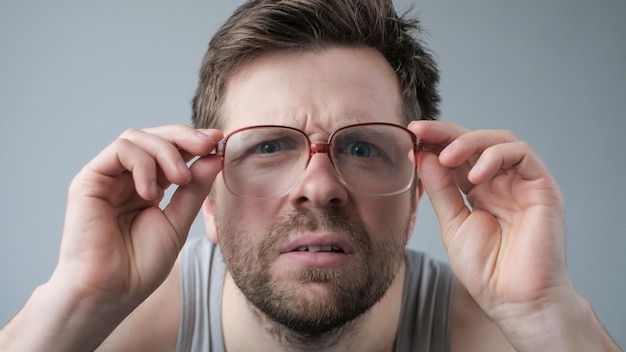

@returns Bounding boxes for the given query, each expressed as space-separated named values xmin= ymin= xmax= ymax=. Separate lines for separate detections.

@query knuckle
xmin=516 ymin=140 xmax=531 ymax=151
xmin=112 ymin=136 xmax=134 ymax=149
xmin=500 ymin=129 xmax=517 ymax=141
xmin=119 ymin=127 xmax=142 ymax=139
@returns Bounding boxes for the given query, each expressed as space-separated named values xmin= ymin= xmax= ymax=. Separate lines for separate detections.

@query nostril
xmin=328 ymin=198 xmax=344 ymax=206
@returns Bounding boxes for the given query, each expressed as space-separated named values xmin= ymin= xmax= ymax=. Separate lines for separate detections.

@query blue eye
xmin=346 ymin=142 xmax=373 ymax=157
xmin=255 ymin=141 xmax=282 ymax=154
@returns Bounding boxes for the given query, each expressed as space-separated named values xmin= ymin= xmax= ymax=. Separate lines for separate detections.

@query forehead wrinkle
xmin=224 ymin=85 xmax=384 ymax=135
xmin=220 ymin=47 xmax=404 ymax=134
xmin=293 ymin=80 xmax=399 ymax=135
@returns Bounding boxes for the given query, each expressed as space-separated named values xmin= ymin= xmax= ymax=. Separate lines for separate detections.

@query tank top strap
xmin=395 ymin=250 xmax=453 ymax=352
xmin=176 ymin=236 xmax=226 ymax=351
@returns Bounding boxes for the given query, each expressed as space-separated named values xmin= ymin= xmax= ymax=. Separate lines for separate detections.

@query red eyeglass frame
xmin=215 ymin=122 xmax=421 ymax=197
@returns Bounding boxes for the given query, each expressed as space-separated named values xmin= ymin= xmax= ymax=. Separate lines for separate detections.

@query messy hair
xmin=192 ymin=0 xmax=440 ymax=129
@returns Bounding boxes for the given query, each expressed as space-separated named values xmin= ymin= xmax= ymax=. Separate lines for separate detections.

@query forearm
xmin=0 ymin=280 xmax=126 ymax=352
xmin=497 ymin=293 xmax=622 ymax=352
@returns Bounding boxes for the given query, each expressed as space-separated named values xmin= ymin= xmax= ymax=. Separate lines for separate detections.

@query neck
xmin=222 ymin=259 xmax=407 ymax=352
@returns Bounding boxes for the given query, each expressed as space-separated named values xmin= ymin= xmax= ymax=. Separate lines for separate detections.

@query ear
xmin=202 ymin=197 xmax=219 ymax=243
xmin=406 ymin=179 xmax=424 ymax=241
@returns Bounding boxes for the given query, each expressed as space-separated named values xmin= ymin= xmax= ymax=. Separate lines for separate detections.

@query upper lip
xmin=281 ymin=232 xmax=355 ymax=254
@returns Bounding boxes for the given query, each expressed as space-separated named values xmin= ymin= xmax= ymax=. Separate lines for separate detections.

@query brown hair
xmin=191 ymin=0 xmax=440 ymax=129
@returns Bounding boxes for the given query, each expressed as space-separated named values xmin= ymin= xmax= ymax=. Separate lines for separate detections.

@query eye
xmin=254 ymin=141 xmax=282 ymax=154
xmin=344 ymin=142 xmax=378 ymax=158
xmin=245 ymin=136 xmax=302 ymax=157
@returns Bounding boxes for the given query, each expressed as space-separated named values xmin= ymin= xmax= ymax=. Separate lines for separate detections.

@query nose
xmin=288 ymin=145 xmax=349 ymax=208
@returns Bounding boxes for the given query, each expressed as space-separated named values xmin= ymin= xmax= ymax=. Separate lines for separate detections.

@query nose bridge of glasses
xmin=310 ymin=142 xmax=331 ymax=156
xmin=302 ymin=142 xmax=348 ymax=194
xmin=306 ymin=142 xmax=337 ymax=174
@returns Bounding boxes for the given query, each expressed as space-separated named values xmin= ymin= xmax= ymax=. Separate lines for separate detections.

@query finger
xmin=408 ymin=120 xmax=470 ymax=152
xmin=141 ymin=125 xmax=221 ymax=156
xmin=410 ymin=122 xmax=510 ymax=193
xmin=118 ymin=127 xmax=222 ymax=186
xmin=118 ymin=129 xmax=191 ymax=187
xmin=417 ymin=149 xmax=470 ymax=240
xmin=467 ymin=140 xmax=547 ymax=184
xmin=84 ymin=138 xmax=159 ymax=201
xmin=438 ymin=129 xmax=518 ymax=168
xmin=162 ymin=154 xmax=222 ymax=241
xmin=149 ymin=127 xmax=223 ymax=199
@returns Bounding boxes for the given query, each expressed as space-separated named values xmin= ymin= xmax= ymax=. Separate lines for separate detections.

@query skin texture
xmin=208 ymin=47 xmax=416 ymax=350
xmin=0 ymin=47 xmax=621 ymax=352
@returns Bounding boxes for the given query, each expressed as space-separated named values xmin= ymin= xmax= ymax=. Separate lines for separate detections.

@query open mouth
xmin=283 ymin=239 xmax=352 ymax=267
xmin=295 ymin=245 xmax=344 ymax=253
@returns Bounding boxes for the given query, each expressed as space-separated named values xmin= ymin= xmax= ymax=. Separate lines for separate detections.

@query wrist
xmin=494 ymin=291 xmax=621 ymax=351
xmin=0 ymin=278 xmax=128 ymax=352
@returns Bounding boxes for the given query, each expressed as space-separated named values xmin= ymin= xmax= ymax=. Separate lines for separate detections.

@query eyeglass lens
xmin=221 ymin=124 xmax=417 ymax=198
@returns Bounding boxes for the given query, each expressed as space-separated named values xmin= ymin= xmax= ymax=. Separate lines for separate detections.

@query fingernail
xmin=196 ymin=129 xmax=215 ymax=142
xmin=469 ymin=163 xmax=481 ymax=178
xmin=178 ymin=161 xmax=190 ymax=174
xmin=150 ymin=180 xmax=159 ymax=197
xmin=442 ymin=141 xmax=457 ymax=154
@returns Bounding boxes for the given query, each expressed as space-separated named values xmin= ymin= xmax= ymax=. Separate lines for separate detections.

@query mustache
xmin=275 ymin=208 xmax=354 ymax=231
xmin=264 ymin=208 xmax=371 ymax=252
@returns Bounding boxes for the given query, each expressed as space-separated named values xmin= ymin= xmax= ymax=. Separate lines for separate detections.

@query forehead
xmin=221 ymin=47 xmax=404 ymax=135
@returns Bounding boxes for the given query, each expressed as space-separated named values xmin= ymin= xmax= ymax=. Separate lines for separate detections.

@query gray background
xmin=1 ymin=0 xmax=624 ymax=347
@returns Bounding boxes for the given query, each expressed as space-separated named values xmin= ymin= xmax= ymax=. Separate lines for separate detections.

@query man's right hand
xmin=0 ymin=125 xmax=223 ymax=351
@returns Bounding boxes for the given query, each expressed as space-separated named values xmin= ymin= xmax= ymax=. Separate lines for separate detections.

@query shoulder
xmin=180 ymin=233 xmax=219 ymax=265
xmin=402 ymin=249 xmax=453 ymax=310
xmin=404 ymin=249 xmax=450 ymax=274
xmin=177 ymin=235 xmax=226 ymax=352
xmin=396 ymin=250 xmax=453 ymax=350
xmin=401 ymin=251 xmax=516 ymax=351
xmin=95 ymin=253 xmax=184 ymax=351
xmin=97 ymin=235 xmax=220 ymax=352
xmin=449 ymin=277 xmax=516 ymax=351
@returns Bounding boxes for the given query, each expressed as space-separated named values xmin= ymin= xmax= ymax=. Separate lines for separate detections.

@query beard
xmin=216 ymin=206 xmax=409 ymax=345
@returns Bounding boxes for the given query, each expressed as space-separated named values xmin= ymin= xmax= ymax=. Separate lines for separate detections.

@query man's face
xmin=208 ymin=47 xmax=418 ymax=335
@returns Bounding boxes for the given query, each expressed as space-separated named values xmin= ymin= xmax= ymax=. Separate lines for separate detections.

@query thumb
xmin=418 ymin=150 xmax=469 ymax=245
xmin=162 ymin=154 xmax=222 ymax=244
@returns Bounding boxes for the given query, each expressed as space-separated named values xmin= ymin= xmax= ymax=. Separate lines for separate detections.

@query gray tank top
xmin=176 ymin=236 xmax=452 ymax=351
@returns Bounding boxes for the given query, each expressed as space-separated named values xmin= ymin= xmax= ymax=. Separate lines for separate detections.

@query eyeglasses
xmin=216 ymin=123 xmax=420 ymax=199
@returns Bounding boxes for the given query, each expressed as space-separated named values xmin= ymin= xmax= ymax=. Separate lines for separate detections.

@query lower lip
xmin=280 ymin=251 xmax=351 ymax=267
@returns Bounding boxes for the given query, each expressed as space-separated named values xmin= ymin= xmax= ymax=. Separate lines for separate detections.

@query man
xmin=0 ymin=0 xmax=621 ymax=351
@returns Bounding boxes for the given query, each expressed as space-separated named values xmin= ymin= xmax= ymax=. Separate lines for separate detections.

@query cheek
xmin=214 ymin=185 xmax=285 ymax=239
xmin=355 ymin=195 xmax=413 ymax=242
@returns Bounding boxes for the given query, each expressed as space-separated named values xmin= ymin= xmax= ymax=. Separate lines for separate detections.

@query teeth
xmin=295 ymin=245 xmax=341 ymax=252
